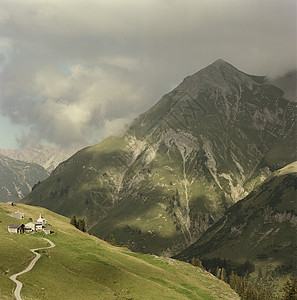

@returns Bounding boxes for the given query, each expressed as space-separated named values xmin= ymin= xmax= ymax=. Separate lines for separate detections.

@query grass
xmin=0 ymin=202 xmax=239 ymax=300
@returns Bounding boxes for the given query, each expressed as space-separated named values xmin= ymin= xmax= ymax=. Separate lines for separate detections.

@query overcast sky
xmin=0 ymin=0 xmax=296 ymax=149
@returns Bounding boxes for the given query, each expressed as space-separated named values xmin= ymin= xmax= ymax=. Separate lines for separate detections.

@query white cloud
xmin=0 ymin=0 xmax=296 ymax=148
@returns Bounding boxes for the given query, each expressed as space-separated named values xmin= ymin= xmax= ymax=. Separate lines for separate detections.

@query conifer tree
xmin=216 ymin=267 xmax=221 ymax=279
xmin=70 ymin=215 xmax=77 ymax=227
xmin=256 ymin=268 xmax=263 ymax=284
xmin=77 ymin=218 xmax=86 ymax=232
xmin=229 ymin=271 xmax=237 ymax=290
xmin=220 ymin=268 xmax=227 ymax=282
xmin=282 ymin=277 xmax=297 ymax=300
xmin=197 ymin=258 xmax=203 ymax=269
xmin=242 ymin=282 xmax=257 ymax=300
xmin=191 ymin=258 xmax=203 ymax=269
xmin=258 ymin=284 xmax=273 ymax=300
xmin=108 ymin=234 xmax=116 ymax=245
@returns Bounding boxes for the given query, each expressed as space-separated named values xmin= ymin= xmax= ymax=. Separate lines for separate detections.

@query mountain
xmin=0 ymin=203 xmax=239 ymax=299
xmin=0 ymin=145 xmax=78 ymax=172
xmin=22 ymin=59 xmax=297 ymax=256
xmin=268 ymin=71 xmax=297 ymax=102
xmin=175 ymin=161 xmax=297 ymax=293
xmin=0 ymin=154 xmax=49 ymax=202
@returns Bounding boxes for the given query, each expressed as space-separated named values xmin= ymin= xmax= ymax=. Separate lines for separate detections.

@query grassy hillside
xmin=175 ymin=162 xmax=297 ymax=295
xmin=0 ymin=203 xmax=238 ymax=300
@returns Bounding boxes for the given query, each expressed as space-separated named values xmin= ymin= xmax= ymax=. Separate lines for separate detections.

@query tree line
xmin=189 ymin=257 xmax=297 ymax=299
xmin=70 ymin=215 xmax=86 ymax=232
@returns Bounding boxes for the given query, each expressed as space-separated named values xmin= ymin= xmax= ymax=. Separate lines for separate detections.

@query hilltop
xmin=0 ymin=202 xmax=238 ymax=299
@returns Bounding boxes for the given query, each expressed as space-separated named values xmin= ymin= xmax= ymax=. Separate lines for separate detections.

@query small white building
xmin=43 ymin=228 xmax=51 ymax=235
xmin=9 ymin=211 xmax=25 ymax=219
xmin=25 ymin=222 xmax=43 ymax=232
xmin=8 ymin=223 xmax=25 ymax=234
xmin=37 ymin=214 xmax=47 ymax=225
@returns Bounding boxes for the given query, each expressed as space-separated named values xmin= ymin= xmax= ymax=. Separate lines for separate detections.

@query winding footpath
xmin=9 ymin=238 xmax=56 ymax=300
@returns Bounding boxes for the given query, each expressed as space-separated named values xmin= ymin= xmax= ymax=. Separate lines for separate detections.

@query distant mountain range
xmin=22 ymin=60 xmax=297 ymax=257
xmin=175 ymin=161 xmax=297 ymax=292
xmin=0 ymin=145 xmax=77 ymax=172
xmin=0 ymin=154 xmax=49 ymax=202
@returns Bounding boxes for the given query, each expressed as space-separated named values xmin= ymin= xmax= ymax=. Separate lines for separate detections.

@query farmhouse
xmin=8 ymin=223 xmax=25 ymax=234
xmin=9 ymin=211 xmax=25 ymax=219
xmin=25 ymin=222 xmax=43 ymax=232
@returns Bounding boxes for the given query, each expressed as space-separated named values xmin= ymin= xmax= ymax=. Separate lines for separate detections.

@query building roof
xmin=8 ymin=223 xmax=24 ymax=228
xmin=25 ymin=221 xmax=42 ymax=226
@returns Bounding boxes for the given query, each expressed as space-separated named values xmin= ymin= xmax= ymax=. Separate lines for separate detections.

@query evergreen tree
xmin=108 ymin=234 xmax=116 ymax=245
xmin=229 ymin=272 xmax=275 ymax=300
xmin=282 ymin=277 xmax=297 ymax=300
xmin=216 ymin=267 xmax=221 ymax=279
xmin=191 ymin=257 xmax=203 ymax=269
xmin=77 ymin=218 xmax=86 ymax=232
xmin=258 ymin=284 xmax=273 ymax=300
xmin=220 ymin=268 xmax=227 ymax=282
xmin=229 ymin=271 xmax=237 ymax=290
xmin=256 ymin=268 xmax=263 ymax=285
xmin=242 ymin=282 xmax=257 ymax=300
xmin=70 ymin=215 xmax=77 ymax=227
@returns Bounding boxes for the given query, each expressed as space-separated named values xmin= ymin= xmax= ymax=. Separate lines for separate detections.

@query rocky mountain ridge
xmin=0 ymin=145 xmax=78 ymax=172
xmin=23 ymin=60 xmax=297 ymax=256
xmin=0 ymin=154 xmax=49 ymax=202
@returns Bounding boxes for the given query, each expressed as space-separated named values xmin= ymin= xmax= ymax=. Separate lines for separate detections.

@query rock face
xmin=0 ymin=145 xmax=77 ymax=172
xmin=0 ymin=154 xmax=49 ymax=202
xmin=22 ymin=60 xmax=297 ymax=255
xmin=175 ymin=161 xmax=297 ymax=289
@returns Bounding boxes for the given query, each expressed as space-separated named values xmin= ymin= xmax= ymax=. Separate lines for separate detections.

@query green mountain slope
xmin=0 ymin=203 xmax=239 ymax=300
xmin=22 ymin=60 xmax=297 ymax=256
xmin=0 ymin=154 xmax=49 ymax=202
xmin=175 ymin=161 xmax=297 ymax=293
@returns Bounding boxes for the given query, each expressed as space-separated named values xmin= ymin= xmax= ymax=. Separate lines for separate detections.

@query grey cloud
xmin=0 ymin=0 xmax=296 ymax=148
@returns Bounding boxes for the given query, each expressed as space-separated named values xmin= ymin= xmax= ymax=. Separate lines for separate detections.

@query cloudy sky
xmin=0 ymin=0 xmax=296 ymax=150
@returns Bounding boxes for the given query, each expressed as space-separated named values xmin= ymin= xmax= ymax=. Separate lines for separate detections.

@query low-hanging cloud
xmin=0 ymin=0 xmax=296 ymax=148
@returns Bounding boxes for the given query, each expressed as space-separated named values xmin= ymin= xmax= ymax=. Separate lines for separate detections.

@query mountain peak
xmin=180 ymin=59 xmax=257 ymax=97
xmin=211 ymin=58 xmax=231 ymax=67
xmin=202 ymin=59 xmax=241 ymax=75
